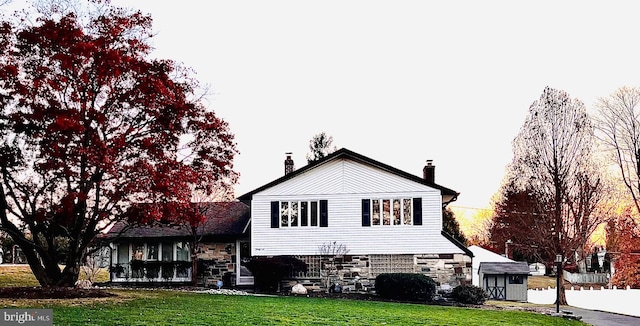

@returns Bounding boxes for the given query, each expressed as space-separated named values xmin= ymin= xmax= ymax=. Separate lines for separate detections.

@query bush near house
xmin=452 ymin=284 xmax=488 ymax=305
xmin=375 ymin=273 xmax=436 ymax=302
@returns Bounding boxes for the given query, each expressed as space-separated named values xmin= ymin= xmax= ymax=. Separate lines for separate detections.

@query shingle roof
xmin=237 ymin=148 xmax=459 ymax=201
xmin=103 ymin=201 xmax=250 ymax=240
xmin=478 ymin=261 xmax=530 ymax=275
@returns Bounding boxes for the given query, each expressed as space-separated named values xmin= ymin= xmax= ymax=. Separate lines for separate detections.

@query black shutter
xmin=320 ymin=200 xmax=328 ymax=227
xmin=362 ymin=199 xmax=371 ymax=226
xmin=413 ymin=198 xmax=422 ymax=226
xmin=270 ymin=201 xmax=279 ymax=228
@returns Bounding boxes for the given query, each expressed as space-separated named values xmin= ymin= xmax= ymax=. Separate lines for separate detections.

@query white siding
xmin=251 ymin=158 xmax=463 ymax=256
xmin=258 ymin=159 xmax=441 ymax=196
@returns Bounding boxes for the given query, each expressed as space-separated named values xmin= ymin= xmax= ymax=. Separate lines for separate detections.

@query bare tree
xmin=509 ymin=86 xmax=607 ymax=304
xmin=594 ymin=86 xmax=640 ymax=223
xmin=318 ymin=241 xmax=349 ymax=292
xmin=306 ymin=132 xmax=337 ymax=164
xmin=80 ymin=246 xmax=110 ymax=287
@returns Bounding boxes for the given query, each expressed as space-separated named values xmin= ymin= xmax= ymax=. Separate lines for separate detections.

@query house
xmin=478 ymin=261 xmax=530 ymax=301
xmin=529 ymin=262 xmax=546 ymax=276
xmin=103 ymin=202 xmax=252 ymax=287
xmin=103 ymin=148 xmax=473 ymax=290
xmin=468 ymin=245 xmax=514 ymax=286
xmin=237 ymin=148 xmax=473 ymax=290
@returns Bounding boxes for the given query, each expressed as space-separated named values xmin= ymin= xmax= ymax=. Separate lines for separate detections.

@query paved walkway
xmin=562 ymin=307 xmax=640 ymax=326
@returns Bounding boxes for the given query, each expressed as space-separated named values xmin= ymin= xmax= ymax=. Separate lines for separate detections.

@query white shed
xmin=479 ymin=261 xmax=530 ymax=301
xmin=468 ymin=245 xmax=514 ymax=286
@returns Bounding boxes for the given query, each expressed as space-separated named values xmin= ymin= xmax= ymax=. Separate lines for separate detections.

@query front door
xmin=236 ymin=241 xmax=254 ymax=285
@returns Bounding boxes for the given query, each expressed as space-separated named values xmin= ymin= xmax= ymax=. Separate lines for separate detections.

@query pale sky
xmin=5 ymin=1 xmax=640 ymax=212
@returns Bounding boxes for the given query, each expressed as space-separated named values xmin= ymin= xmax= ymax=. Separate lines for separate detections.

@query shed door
xmin=484 ymin=275 xmax=506 ymax=300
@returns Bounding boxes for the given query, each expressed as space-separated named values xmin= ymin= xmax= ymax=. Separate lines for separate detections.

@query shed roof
xmin=478 ymin=261 xmax=530 ymax=275
xmin=103 ymin=201 xmax=250 ymax=240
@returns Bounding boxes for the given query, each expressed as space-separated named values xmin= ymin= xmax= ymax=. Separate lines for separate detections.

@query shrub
xmin=375 ymin=273 xmax=436 ymax=302
xmin=245 ymin=256 xmax=307 ymax=293
xmin=451 ymin=284 xmax=488 ymax=305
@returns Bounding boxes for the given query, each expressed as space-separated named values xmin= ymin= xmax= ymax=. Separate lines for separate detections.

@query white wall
xmin=528 ymin=286 xmax=640 ymax=317
xmin=468 ymin=245 xmax=514 ymax=286
xmin=251 ymin=158 xmax=464 ymax=256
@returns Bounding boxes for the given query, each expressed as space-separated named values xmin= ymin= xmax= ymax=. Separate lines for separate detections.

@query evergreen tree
xmin=443 ymin=208 xmax=467 ymax=246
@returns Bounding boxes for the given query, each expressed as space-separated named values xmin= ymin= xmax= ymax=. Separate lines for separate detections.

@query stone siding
xmin=286 ymin=253 xmax=472 ymax=292
xmin=195 ymin=242 xmax=237 ymax=287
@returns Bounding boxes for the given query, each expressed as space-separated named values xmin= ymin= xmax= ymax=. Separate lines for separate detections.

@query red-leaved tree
xmin=0 ymin=7 xmax=238 ymax=286
xmin=608 ymin=211 xmax=640 ymax=289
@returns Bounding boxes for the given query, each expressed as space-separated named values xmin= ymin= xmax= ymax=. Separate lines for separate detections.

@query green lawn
xmin=0 ymin=265 xmax=109 ymax=287
xmin=0 ymin=265 xmax=585 ymax=326
xmin=2 ymin=290 xmax=582 ymax=326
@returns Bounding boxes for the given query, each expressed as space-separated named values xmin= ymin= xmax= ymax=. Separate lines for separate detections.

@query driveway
xmin=562 ymin=307 xmax=640 ymax=326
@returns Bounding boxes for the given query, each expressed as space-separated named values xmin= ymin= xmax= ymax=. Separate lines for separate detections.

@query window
xmin=176 ymin=241 xmax=190 ymax=261
xmin=509 ymin=275 xmax=524 ymax=284
xmin=133 ymin=243 xmax=144 ymax=260
xmin=382 ymin=200 xmax=390 ymax=225
xmin=280 ymin=202 xmax=289 ymax=227
xmin=362 ymin=198 xmax=418 ymax=226
xmin=311 ymin=201 xmax=318 ymax=226
xmin=161 ymin=242 xmax=173 ymax=261
xmin=271 ymin=200 xmax=327 ymax=228
xmin=290 ymin=202 xmax=298 ymax=226
xmin=370 ymin=254 xmax=414 ymax=276
xmin=403 ymin=199 xmax=412 ymax=225
xmin=147 ymin=243 xmax=158 ymax=260
xmin=300 ymin=201 xmax=308 ymax=226
xmin=372 ymin=200 xmax=380 ymax=225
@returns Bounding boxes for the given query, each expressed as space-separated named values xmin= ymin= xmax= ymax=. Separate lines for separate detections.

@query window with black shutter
xmin=270 ymin=201 xmax=279 ymax=228
xmin=412 ymin=198 xmax=422 ymax=225
xmin=319 ymin=200 xmax=328 ymax=227
xmin=362 ymin=199 xmax=371 ymax=226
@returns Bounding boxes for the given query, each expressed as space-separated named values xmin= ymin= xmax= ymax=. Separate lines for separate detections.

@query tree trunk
xmin=191 ymin=255 xmax=198 ymax=287
xmin=58 ymin=263 xmax=81 ymax=287
xmin=558 ymin=280 xmax=568 ymax=305
xmin=20 ymin=242 xmax=81 ymax=287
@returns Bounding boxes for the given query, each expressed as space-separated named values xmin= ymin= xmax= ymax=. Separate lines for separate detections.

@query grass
xmin=0 ymin=265 xmax=586 ymax=326
xmin=0 ymin=265 xmax=109 ymax=287
xmin=529 ymin=276 xmax=558 ymax=289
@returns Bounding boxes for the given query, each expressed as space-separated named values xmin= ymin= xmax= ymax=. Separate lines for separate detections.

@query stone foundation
xmin=286 ymin=253 xmax=472 ymax=292
xmin=192 ymin=245 xmax=472 ymax=291
xmin=195 ymin=242 xmax=237 ymax=287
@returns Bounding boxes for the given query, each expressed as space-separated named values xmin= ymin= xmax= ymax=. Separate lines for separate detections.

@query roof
xmin=103 ymin=201 xmax=250 ymax=240
xmin=442 ymin=231 xmax=474 ymax=257
xmin=237 ymin=148 xmax=459 ymax=201
xmin=468 ymin=245 xmax=514 ymax=263
xmin=478 ymin=261 xmax=530 ymax=275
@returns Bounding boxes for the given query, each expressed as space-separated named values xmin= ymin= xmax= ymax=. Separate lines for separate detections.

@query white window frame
xmin=280 ymin=200 xmax=320 ymax=228
xmin=370 ymin=198 xmax=412 ymax=226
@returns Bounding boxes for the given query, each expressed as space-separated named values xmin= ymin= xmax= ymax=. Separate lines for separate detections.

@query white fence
xmin=528 ymin=286 xmax=640 ymax=317
xmin=563 ymin=270 xmax=608 ymax=284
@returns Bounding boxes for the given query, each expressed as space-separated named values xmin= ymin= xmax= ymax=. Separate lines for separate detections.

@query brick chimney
xmin=505 ymin=239 xmax=512 ymax=259
xmin=423 ymin=160 xmax=435 ymax=183
xmin=284 ymin=152 xmax=295 ymax=175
